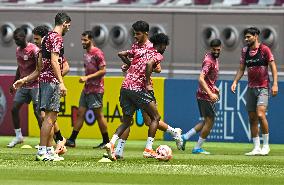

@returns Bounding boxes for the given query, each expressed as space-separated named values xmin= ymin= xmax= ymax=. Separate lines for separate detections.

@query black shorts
xmin=119 ymin=88 xmax=155 ymax=116
xmin=197 ymin=99 xmax=216 ymax=118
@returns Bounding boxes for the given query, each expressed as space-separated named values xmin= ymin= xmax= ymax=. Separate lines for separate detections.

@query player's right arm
xmin=13 ymin=54 xmax=42 ymax=89
xmin=118 ymin=51 xmax=131 ymax=66
xmin=198 ymin=73 xmax=218 ymax=102
xmin=10 ymin=67 xmax=20 ymax=94
xmin=231 ymin=63 xmax=245 ymax=93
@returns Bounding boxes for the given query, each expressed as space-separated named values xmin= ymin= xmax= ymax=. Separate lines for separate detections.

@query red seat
xmin=194 ymin=0 xmax=211 ymax=5
xmin=240 ymin=0 xmax=259 ymax=5
xmin=274 ymin=0 xmax=284 ymax=5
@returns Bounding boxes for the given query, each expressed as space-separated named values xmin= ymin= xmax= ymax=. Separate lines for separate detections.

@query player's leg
xmin=7 ymin=88 xmax=27 ymax=148
xmin=141 ymin=101 xmax=161 ymax=158
xmin=191 ymin=99 xmax=215 ymax=155
xmin=256 ymin=88 xmax=270 ymax=155
xmin=54 ymin=122 xmax=67 ymax=155
xmin=36 ymin=110 xmax=57 ymax=161
xmin=192 ymin=116 xmax=214 ymax=155
xmin=93 ymin=106 xmax=109 ymax=148
xmin=245 ymin=88 xmax=262 ymax=156
xmin=105 ymin=89 xmax=134 ymax=160
xmin=143 ymin=111 xmax=183 ymax=150
xmin=31 ymin=88 xmax=43 ymax=129
xmin=65 ymin=106 xmax=87 ymax=147
xmin=92 ymin=93 xmax=109 ymax=149
xmin=181 ymin=122 xmax=204 ymax=151
xmin=66 ymin=91 xmax=87 ymax=147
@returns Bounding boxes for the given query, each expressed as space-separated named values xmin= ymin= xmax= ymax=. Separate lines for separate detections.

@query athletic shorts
xmin=197 ymin=98 xmax=216 ymax=118
xmin=39 ymin=82 xmax=60 ymax=112
xmin=119 ymin=88 xmax=155 ymax=116
xmin=14 ymin=87 xmax=39 ymax=105
xmin=79 ymin=91 xmax=103 ymax=109
xmin=246 ymin=87 xmax=269 ymax=112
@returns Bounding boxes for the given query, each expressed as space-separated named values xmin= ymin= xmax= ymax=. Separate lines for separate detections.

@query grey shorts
xmin=119 ymin=88 xmax=155 ymax=116
xmin=14 ymin=87 xmax=39 ymax=105
xmin=39 ymin=82 xmax=60 ymax=112
xmin=246 ymin=87 xmax=269 ymax=112
xmin=197 ymin=99 xmax=216 ymax=118
xmin=79 ymin=91 xmax=103 ymax=109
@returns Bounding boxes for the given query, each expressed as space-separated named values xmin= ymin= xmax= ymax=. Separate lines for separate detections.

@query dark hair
xmin=55 ymin=12 xmax=71 ymax=26
xmin=244 ymin=27 xmax=260 ymax=36
xmin=210 ymin=39 xmax=222 ymax=47
xmin=13 ymin=27 xmax=26 ymax=37
xmin=82 ymin=30 xmax=94 ymax=40
xmin=32 ymin=25 xmax=49 ymax=38
xmin=132 ymin=20 xmax=149 ymax=33
xmin=149 ymin=33 xmax=169 ymax=46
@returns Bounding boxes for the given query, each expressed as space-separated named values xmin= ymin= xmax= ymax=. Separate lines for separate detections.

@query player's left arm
xmin=79 ymin=65 xmax=106 ymax=83
xmin=146 ymin=58 xmax=156 ymax=91
xmin=118 ymin=51 xmax=131 ymax=66
xmin=269 ymin=60 xmax=278 ymax=97
xmin=62 ymin=58 xmax=70 ymax=77
xmin=153 ymin=63 xmax=161 ymax=73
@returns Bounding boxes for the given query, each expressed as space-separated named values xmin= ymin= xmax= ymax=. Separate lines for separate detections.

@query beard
xmin=212 ymin=53 xmax=219 ymax=59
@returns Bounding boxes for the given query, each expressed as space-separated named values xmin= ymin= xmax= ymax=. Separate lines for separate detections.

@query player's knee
xmin=11 ymin=106 xmax=19 ymax=116
xmin=257 ymin=112 xmax=266 ymax=120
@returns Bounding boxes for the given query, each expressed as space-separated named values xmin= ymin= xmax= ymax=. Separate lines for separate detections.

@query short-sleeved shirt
xmin=196 ymin=52 xmax=219 ymax=101
xmin=122 ymin=47 xmax=163 ymax=91
xmin=83 ymin=47 xmax=106 ymax=94
xmin=131 ymin=40 xmax=153 ymax=51
xmin=40 ymin=31 xmax=64 ymax=84
xmin=240 ymin=44 xmax=274 ymax=88
xmin=16 ymin=42 xmax=40 ymax=88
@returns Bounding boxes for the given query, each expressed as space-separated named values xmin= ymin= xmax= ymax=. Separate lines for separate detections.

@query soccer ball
xmin=156 ymin=145 xmax=172 ymax=161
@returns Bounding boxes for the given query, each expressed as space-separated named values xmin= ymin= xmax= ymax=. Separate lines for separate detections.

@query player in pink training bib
xmin=231 ymin=27 xmax=278 ymax=156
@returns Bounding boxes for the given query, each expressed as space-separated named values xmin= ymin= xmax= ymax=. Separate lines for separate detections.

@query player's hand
xmin=146 ymin=84 xmax=153 ymax=91
xmin=231 ymin=82 xmax=237 ymax=93
xmin=121 ymin=64 xmax=129 ymax=73
xmin=209 ymin=93 xmax=219 ymax=102
xmin=12 ymin=79 xmax=25 ymax=90
xmin=79 ymin=76 xmax=88 ymax=83
xmin=9 ymin=85 xmax=16 ymax=94
xmin=59 ymin=82 xmax=67 ymax=97
xmin=271 ymin=84 xmax=278 ymax=97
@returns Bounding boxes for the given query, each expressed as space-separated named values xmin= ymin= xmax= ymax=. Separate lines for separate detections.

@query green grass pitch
xmin=0 ymin=137 xmax=283 ymax=185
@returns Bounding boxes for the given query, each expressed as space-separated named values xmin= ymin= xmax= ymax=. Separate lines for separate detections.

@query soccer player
xmin=105 ymin=33 xmax=170 ymax=161
xmin=231 ymin=27 xmax=278 ymax=156
xmin=114 ymin=21 xmax=182 ymax=159
xmin=7 ymin=27 xmax=42 ymax=148
xmin=32 ymin=25 xmax=69 ymax=154
xmin=180 ymin=39 xmax=222 ymax=155
xmin=14 ymin=12 xmax=71 ymax=161
xmin=65 ymin=31 xmax=109 ymax=148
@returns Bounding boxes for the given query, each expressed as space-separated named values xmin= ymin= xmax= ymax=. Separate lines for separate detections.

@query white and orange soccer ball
xmin=156 ymin=145 xmax=172 ymax=161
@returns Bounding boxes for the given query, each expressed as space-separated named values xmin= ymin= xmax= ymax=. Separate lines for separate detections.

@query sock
xmin=46 ymin=146 xmax=55 ymax=155
xmin=15 ymin=128 xmax=22 ymax=138
xmin=166 ymin=125 xmax=176 ymax=137
xmin=54 ymin=130 xmax=63 ymax=142
xmin=110 ymin=134 xmax=119 ymax=145
xmin=252 ymin=136 xmax=260 ymax=149
xmin=37 ymin=146 xmax=47 ymax=155
xmin=194 ymin=137 xmax=206 ymax=149
xmin=145 ymin=137 xmax=154 ymax=150
xmin=102 ymin=132 xmax=109 ymax=144
xmin=69 ymin=130 xmax=79 ymax=141
xmin=115 ymin=139 xmax=126 ymax=156
xmin=184 ymin=128 xmax=197 ymax=140
xmin=262 ymin=134 xmax=269 ymax=146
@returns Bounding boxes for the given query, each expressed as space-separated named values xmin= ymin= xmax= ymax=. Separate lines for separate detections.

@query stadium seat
xmin=75 ymin=0 xmax=99 ymax=3
xmin=258 ymin=0 xmax=276 ymax=5
xmin=194 ymin=0 xmax=211 ymax=5
xmin=39 ymin=0 xmax=61 ymax=3
xmin=274 ymin=0 xmax=284 ymax=5
xmin=221 ymin=0 xmax=258 ymax=5
xmin=135 ymin=0 xmax=164 ymax=5
xmin=165 ymin=0 xmax=193 ymax=6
